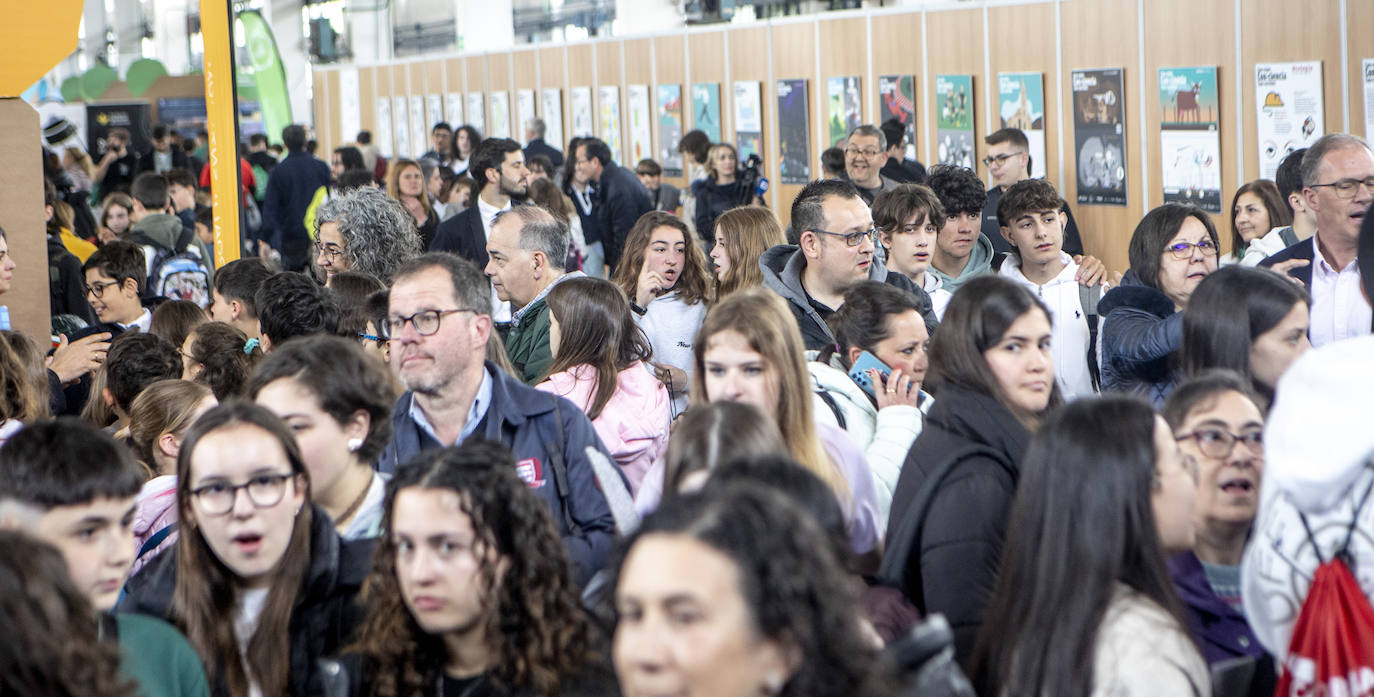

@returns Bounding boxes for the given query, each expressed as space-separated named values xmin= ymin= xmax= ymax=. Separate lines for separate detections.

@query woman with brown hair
xmin=537 ymin=277 xmax=670 ymax=493
xmin=386 ymin=158 xmax=438 ymax=249
xmin=690 ymin=143 xmax=764 ymax=242
xmin=181 ymin=322 xmax=264 ymax=401
xmin=708 ymin=205 xmax=786 ymax=299
xmin=97 ymin=192 xmax=135 ymax=244
xmin=1226 ymin=179 xmax=1291 ymax=264
xmin=0 ymin=331 xmax=50 ymax=446
xmin=612 ymin=211 xmax=711 ymax=414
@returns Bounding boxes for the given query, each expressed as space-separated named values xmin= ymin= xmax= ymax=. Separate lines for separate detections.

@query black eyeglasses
xmin=383 ymin=308 xmax=478 ymax=337
xmin=84 ymin=279 xmax=121 ymax=298
xmin=810 ymin=227 xmax=879 ymax=247
xmin=844 ymin=146 xmax=882 ymax=159
xmin=1164 ymin=239 xmax=1218 ymax=259
xmin=1311 ymin=176 xmax=1374 ymax=200
xmin=1176 ymin=427 xmax=1263 ymax=459
xmin=190 ymin=473 xmax=296 ymax=516
xmin=982 ymin=152 xmax=1024 ymax=167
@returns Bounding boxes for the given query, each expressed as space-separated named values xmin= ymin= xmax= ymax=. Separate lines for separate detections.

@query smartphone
xmin=848 ymin=350 xmax=892 ymax=399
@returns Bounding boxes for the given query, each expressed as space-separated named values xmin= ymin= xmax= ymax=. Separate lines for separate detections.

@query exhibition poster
xmin=879 ymin=74 xmax=917 ymax=159
xmin=541 ymin=88 xmax=563 ymax=147
xmin=692 ymin=82 xmax=722 ymax=143
xmin=776 ymin=79 xmax=811 ymax=184
xmin=1071 ymin=68 xmax=1127 ymax=206
xmin=426 ymin=95 xmax=443 ymax=137
xmin=1159 ymin=66 xmax=1221 ymax=212
xmin=934 ymin=74 xmax=975 ymax=168
xmin=1254 ymin=61 xmax=1324 ymax=180
xmin=826 ymin=76 xmax=862 ymax=147
xmin=627 ymin=84 xmax=653 ymax=165
xmin=997 ymin=72 xmax=1047 ymax=181
xmin=734 ymin=81 xmax=763 ymax=161
xmin=376 ymin=97 xmax=393 ymax=158
xmin=446 ymin=93 xmax=463 ymax=131
xmin=490 ymin=91 xmax=511 ymax=139
xmin=571 ymin=87 xmax=593 ymax=137
xmin=393 ymin=96 xmax=410 ymax=158
xmin=516 ymin=89 xmax=536 ymax=144
xmin=657 ymin=84 xmax=685 ymax=176
xmin=599 ymin=86 xmax=623 ymax=163
xmin=466 ymin=93 xmax=485 ymax=134
xmin=1364 ymin=59 xmax=1374 ymax=139
xmin=338 ymin=70 xmax=360 ymax=144
xmin=409 ymin=96 xmax=427 ymax=158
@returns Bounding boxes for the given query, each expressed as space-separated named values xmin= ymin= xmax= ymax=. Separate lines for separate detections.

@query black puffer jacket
xmin=1098 ymin=270 xmax=1181 ymax=406
xmin=121 ymin=506 xmax=374 ymax=697
xmin=885 ymin=386 xmax=1030 ymax=663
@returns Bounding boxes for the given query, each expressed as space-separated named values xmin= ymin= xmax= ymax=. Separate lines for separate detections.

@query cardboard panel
xmin=0 ymin=99 xmax=51 ymax=340
xmin=924 ymin=8 xmax=984 ymax=171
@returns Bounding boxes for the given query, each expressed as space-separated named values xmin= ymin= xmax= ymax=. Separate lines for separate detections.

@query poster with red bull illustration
xmin=1159 ymin=66 xmax=1221 ymax=212
xmin=1255 ymin=61 xmax=1324 ymax=180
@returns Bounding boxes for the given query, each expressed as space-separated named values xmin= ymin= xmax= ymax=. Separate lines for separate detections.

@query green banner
xmin=238 ymin=9 xmax=291 ymax=145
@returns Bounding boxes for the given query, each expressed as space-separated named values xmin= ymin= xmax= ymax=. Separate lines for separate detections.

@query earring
xmin=347 ymin=438 xmax=363 ymax=452
xmin=762 ymin=674 xmax=783 ymax=695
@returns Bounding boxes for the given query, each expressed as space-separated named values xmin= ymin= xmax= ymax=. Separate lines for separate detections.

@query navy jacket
xmin=262 ymin=151 xmax=331 ymax=269
xmin=377 ymin=363 xmax=621 ymax=586
xmin=1168 ymin=551 xmax=1276 ymax=697
xmin=1258 ymin=235 xmax=1316 ymax=286
xmin=430 ymin=204 xmax=489 ymax=268
xmin=595 ymin=164 xmax=654 ymax=272
xmin=1098 ymin=271 xmax=1180 ymax=406
xmin=524 ymin=138 xmax=565 ymax=169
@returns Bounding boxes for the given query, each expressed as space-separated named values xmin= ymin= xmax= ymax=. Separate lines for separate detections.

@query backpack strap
xmin=546 ymin=396 xmax=582 ymax=537
xmin=816 ymin=389 xmax=848 ymax=430
xmin=172 ymin=222 xmax=195 ymax=254
xmin=1078 ymin=283 xmax=1102 ymax=391
xmin=877 ymin=444 xmax=1015 ymax=611
xmin=1297 ymin=465 xmax=1374 ymax=569
xmin=137 ymin=523 xmax=176 ymax=561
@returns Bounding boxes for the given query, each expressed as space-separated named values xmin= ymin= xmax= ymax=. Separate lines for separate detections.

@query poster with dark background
xmin=1071 ymin=68 xmax=1128 ymax=206
xmin=776 ymin=79 xmax=811 ymax=184
xmin=86 ymin=102 xmax=152 ymax=158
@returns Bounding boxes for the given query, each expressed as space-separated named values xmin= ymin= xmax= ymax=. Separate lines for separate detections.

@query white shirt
xmin=476 ymin=196 xmax=512 ymax=323
xmin=122 ymin=308 xmax=153 ymax=333
xmin=922 ymin=273 xmax=953 ymax=320
xmin=234 ymin=587 xmax=270 ymax=697
xmin=1308 ymin=236 xmax=1372 ymax=348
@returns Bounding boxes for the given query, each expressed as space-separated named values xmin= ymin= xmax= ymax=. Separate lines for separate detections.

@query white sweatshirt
xmin=998 ymin=252 xmax=1098 ymax=400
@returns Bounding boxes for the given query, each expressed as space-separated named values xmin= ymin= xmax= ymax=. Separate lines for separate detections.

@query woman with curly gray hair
xmin=314 ymin=186 xmax=422 ymax=285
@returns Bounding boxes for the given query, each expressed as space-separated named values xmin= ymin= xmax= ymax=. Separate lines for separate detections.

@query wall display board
xmin=490 ymin=91 xmax=511 ymax=139
xmin=1364 ymin=59 xmax=1374 ymax=139
xmin=1254 ymin=61 xmax=1324 ymax=180
xmin=541 ymin=88 xmax=564 ymax=147
xmin=467 ymin=92 xmax=486 ymax=134
xmin=826 ymin=76 xmax=862 ymax=146
xmin=997 ymin=72 xmax=1047 ymax=181
xmin=516 ymin=89 xmax=536 ymax=144
xmin=376 ymin=97 xmax=394 ymax=157
xmin=627 ymin=85 xmax=654 ymax=164
xmin=446 ymin=93 xmax=463 ymax=129
xmin=426 ymin=94 xmax=443 ymax=135
xmin=339 ymin=69 xmax=361 ymax=143
xmin=1159 ymin=66 xmax=1222 ymax=212
xmin=658 ymin=84 xmax=685 ymax=176
xmin=571 ymin=87 xmax=594 ymax=137
xmin=156 ymin=98 xmax=208 ymax=139
xmin=85 ymin=103 xmax=151 ymax=157
xmin=879 ymin=74 xmax=917 ymax=159
xmin=1071 ymin=68 xmax=1128 ymax=206
xmin=692 ymin=82 xmax=722 ymax=143
xmin=409 ymin=95 xmax=427 ymax=157
xmin=599 ymin=86 xmax=623 ymax=163
xmin=934 ymin=74 xmax=975 ymax=168
xmin=734 ymin=80 xmax=763 ymax=161
xmin=393 ymin=96 xmax=411 ymax=158
xmin=777 ymin=78 xmax=811 ymax=184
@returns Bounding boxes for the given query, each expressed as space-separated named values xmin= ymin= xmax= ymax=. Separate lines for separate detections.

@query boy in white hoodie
xmin=995 ymin=179 xmax=1104 ymax=400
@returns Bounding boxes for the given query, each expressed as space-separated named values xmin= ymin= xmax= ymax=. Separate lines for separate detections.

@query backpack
xmin=1078 ymin=283 xmax=1102 ymax=391
xmin=134 ymin=226 xmax=211 ymax=308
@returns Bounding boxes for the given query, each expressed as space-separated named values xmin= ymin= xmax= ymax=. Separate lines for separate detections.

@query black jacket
xmin=595 ymin=164 xmax=654 ymax=272
xmin=262 ymin=151 xmax=332 ymax=269
xmin=885 ymin=386 xmax=1031 ymax=663
xmin=524 ymin=138 xmax=565 ymax=169
xmin=137 ymin=145 xmax=191 ymax=174
xmin=48 ymin=236 xmax=96 ymax=323
xmin=1098 ymin=271 xmax=1180 ymax=406
xmin=1258 ymin=235 xmax=1317 ymax=287
xmin=690 ymin=178 xmax=742 ymax=242
xmin=121 ymin=507 xmax=374 ymax=697
xmin=430 ymin=204 xmax=489 ymax=267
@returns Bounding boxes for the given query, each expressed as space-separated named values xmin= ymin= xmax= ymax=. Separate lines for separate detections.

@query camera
xmin=736 ymin=153 xmax=766 ymax=206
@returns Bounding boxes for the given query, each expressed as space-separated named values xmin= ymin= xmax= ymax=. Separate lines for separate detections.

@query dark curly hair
xmin=924 ymin=164 xmax=987 ymax=217
xmin=349 ymin=440 xmax=594 ymax=697
xmin=609 ymin=483 xmax=892 ymax=697
xmin=0 ymin=531 xmax=139 ymax=697
xmin=106 ymin=332 xmax=182 ymax=414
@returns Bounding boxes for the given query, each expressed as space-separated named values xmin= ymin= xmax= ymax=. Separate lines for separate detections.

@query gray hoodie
xmin=130 ymin=213 xmax=214 ymax=284
xmin=927 ymin=232 xmax=994 ymax=294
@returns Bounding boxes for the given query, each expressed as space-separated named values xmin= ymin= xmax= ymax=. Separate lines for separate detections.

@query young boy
xmin=873 ymin=183 xmax=954 ymax=319
xmin=0 ymin=419 xmax=210 ymax=697
xmin=82 ymin=239 xmax=151 ymax=331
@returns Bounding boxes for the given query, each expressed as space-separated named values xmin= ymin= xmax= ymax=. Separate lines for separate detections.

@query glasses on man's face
xmin=1164 ymin=239 xmax=1218 ymax=260
xmin=1311 ymin=176 xmax=1374 ymax=200
xmin=84 ymin=279 xmax=121 ymax=299
xmin=1177 ymin=427 xmax=1263 ymax=459
xmin=313 ymin=239 xmax=344 ymax=262
xmin=384 ymin=308 xmax=477 ymax=337
xmin=982 ymin=152 xmax=1024 ymax=167
xmin=812 ymin=227 xmax=879 ymax=247
xmin=845 ymin=146 xmax=882 ymax=159
xmin=190 ymin=472 xmax=295 ymax=516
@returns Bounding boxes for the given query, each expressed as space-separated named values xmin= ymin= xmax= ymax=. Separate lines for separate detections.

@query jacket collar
xmin=925 ymin=385 xmax=1031 ymax=463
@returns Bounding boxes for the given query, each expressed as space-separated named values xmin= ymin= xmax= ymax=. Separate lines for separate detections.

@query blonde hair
xmin=385 ymin=158 xmax=436 ymax=222
xmin=714 ymin=206 xmax=786 ymax=299
xmin=0 ymin=332 xmax=49 ymax=423
xmin=690 ymin=289 xmax=849 ymax=503
xmin=706 ymin=143 xmax=738 ymax=181
xmin=128 ymin=379 xmax=214 ymax=473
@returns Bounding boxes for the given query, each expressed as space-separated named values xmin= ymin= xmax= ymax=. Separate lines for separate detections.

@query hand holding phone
xmin=848 ymin=351 xmax=892 ymax=399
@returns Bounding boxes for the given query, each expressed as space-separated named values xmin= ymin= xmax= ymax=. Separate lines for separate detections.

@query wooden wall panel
xmin=444 ymin=57 xmax=464 ymax=96
xmin=687 ymin=30 xmax=727 ymax=136
xmin=1240 ymin=0 xmax=1342 ymax=183
xmin=987 ymin=3 xmax=1059 ymax=188
xmin=597 ymin=40 xmax=626 ymax=160
xmin=359 ymin=67 xmax=377 ymax=139
xmin=513 ymin=50 xmax=537 ymax=89
xmin=770 ymin=21 xmax=819 ymax=225
xmin=1062 ymin=0 xmax=1141 ymax=273
xmin=924 ymin=8 xmax=984 ymax=172
xmin=818 ymin=16 xmax=868 ymax=151
xmin=567 ymin=44 xmax=596 ymax=138
xmin=728 ymin=26 xmax=770 ymax=189
xmin=870 ymin=11 xmax=924 ymax=151
xmin=326 ymin=70 xmax=342 ymax=154
xmin=537 ymin=47 xmax=567 ymax=149
xmin=653 ymin=34 xmax=687 ymax=188
xmin=466 ymin=54 xmax=488 ymax=97
xmin=1351 ymin=1 xmax=1374 ymax=139
xmin=313 ymin=74 xmax=329 ymax=153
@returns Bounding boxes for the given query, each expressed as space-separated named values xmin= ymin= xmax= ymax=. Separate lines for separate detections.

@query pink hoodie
xmin=538 ymin=362 xmax=671 ymax=494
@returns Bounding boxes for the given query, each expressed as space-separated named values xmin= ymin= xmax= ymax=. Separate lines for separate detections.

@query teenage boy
xmin=82 ymin=240 xmax=152 ymax=331
xmin=979 ymin=127 xmax=1085 ymax=259
xmin=209 ymin=257 xmax=272 ymax=340
xmin=995 ymin=179 xmax=1104 ymax=398
xmin=0 ymin=419 xmax=211 ymax=697
xmin=873 ymin=184 xmax=953 ymax=319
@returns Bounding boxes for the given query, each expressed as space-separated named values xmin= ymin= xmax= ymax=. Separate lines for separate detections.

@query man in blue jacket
xmin=377 ymin=252 xmax=620 ymax=585
xmin=261 ymin=124 xmax=331 ymax=271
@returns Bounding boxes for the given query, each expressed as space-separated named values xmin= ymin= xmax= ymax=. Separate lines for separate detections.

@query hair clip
xmin=243 ymin=337 xmax=260 ymax=355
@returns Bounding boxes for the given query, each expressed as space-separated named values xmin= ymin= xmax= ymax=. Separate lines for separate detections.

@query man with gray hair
xmin=524 ymin=117 xmax=564 ymax=169
xmin=1261 ymin=132 xmax=1374 ymax=346
xmin=845 ymin=124 xmax=901 ymax=205
xmin=485 ymin=205 xmax=581 ymax=383
xmin=314 ymin=186 xmax=422 ymax=284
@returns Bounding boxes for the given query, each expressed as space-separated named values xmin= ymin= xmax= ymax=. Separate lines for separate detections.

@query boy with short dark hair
xmin=103 ymin=332 xmax=182 ymax=429
xmin=0 ymin=418 xmax=211 ymax=697
xmin=82 ymin=240 xmax=151 ymax=330
xmin=210 ymin=257 xmax=272 ymax=339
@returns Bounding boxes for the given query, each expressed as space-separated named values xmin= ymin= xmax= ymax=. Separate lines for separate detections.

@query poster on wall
xmin=733 ymin=81 xmax=763 ymax=161
xmin=599 ymin=86 xmax=623 ymax=163
xmin=571 ymin=87 xmax=593 ymax=137
xmin=466 ymin=93 xmax=486 ymax=134
xmin=516 ymin=89 xmax=536 ymax=144
xmin=410 ymin=96 xmax=427 ymax=159
xmin=427 ymin=95 xmax=443 ymax=133
xmin=156 ymin=98 xmax=208 ymax=140
xmin=627 ymin=85 xmax=653 ymax=165
xmin=85 ymin=102 xmax=152 ymax=158
xmin=490 ymin=92 xmax=511 ymax=139
xmin=541 ymin=88 xmax=564 ymax=147
xmin=826 ymin=76 xmax=861 ymax=147
xmin=1254 ymin=61 xmax=1324 ymax=180
xmin=376 ymin=97 xmax=394 ymax=158
xmin=1158 ymin=66 xmax=1222 ymax=212
xmin=879 ymin=74 xmax=917 ymax=158
xmin=657 ymin=84 xmax=685 ymax=176
xmin=997 ymin=72 xmax=1047 ymax=180
xmin=1070 ymin=68 xmax=1127 ymax=206
xmin=393 ymin=96 xmax=410 ymax=158
xmin=776 ymin=79 xmax=811 ymax=185
xmin=1364 ymin=59 xmax=1374 ymax=139
xmin=934 ymin=74 xmax=975 ymax=168
xmin=339 ymin=69 xmax=361 ymax=144
xmin=691 ymin=82 xmax=721 ymax=143
xmin=446 ymin=93 xmax=463 ymax=129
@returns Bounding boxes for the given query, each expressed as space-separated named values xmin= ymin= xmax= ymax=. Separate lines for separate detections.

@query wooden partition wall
xmin=313 ymin=0 xmax=1374 ymax=273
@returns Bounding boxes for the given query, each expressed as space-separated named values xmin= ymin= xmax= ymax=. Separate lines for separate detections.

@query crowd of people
xmin=1 ymin=110 xmax=1372 ymax=697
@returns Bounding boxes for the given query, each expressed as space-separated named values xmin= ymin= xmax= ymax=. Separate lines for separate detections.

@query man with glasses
xmin=378 ymin=252 xmax=619 ymax=586
xmin=844 ymin=125 xmax=901 ymax=205
xmin=980 ymin=128 xmax=1084 ymax=261
xmin=486 ymin=206 xmax=582 ymax=384
xmin=761 ymin=178 xmax=935 ymax=351
xmin=1260 ymin=133 xmax=1374 ymax=346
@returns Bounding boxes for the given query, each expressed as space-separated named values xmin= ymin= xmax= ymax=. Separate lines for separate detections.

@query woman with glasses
xmin=249 ymin=335 xmax=397 ymax=540
xmin=314 ymin=186 xmax=422 ymax=285
xmin=969 ymin=396 xmax=1207 ymax=697
xmin=1162 ymin=372 xmax=1274 ymax=695
xmin=1098 ymin=203 xmax=1220 ymax=406
xmin=121 ymin=400 xmax=373 ymax=697
xmin=690 ymin=143 xmax=763 ymax=242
